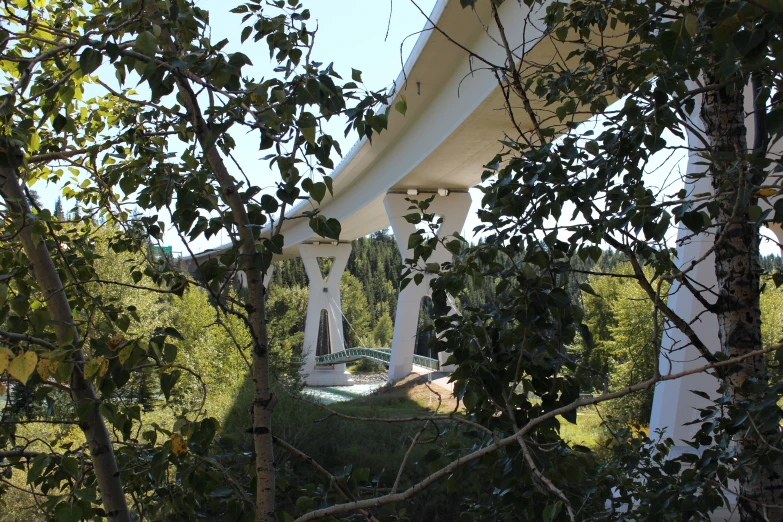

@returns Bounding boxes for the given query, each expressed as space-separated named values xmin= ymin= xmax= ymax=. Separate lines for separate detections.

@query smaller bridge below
xmin=314 ymin=347 xmax=440 ymax=372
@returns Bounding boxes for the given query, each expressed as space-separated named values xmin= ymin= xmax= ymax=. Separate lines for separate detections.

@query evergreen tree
xmin=372 ymin=313 xmax=394 ymax=347
xmin=340 ymin=273 xmax=372 ymax=348
xmin=53 ymin=196 xmax=64 ymax=220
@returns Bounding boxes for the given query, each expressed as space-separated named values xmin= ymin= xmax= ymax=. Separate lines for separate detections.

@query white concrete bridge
xmin=186 ymin=4 xmax=780 ymax=508
xmin=188 ymin=0 xmax=554 ymax=386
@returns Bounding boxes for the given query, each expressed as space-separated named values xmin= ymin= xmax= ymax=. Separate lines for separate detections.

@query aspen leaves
xmin=36 ymin=356 xmax=54 ymax=381
xmin=8 ymin=350 xmax=38 ymax=383
xmin=0 ymin=349 xmax=61 ymax=384
xmin=85 ymin=356 xmax=109 ymax=380
xmin=755 ymin=188 xmax=778 ymax=198
xmin=170 ymin=432 xmax=188 ymax=457
xmin=0 ymin=347 xmax=11 ymax=374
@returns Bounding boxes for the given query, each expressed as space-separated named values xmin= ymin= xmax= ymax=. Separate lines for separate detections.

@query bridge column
xmin=299 ymin=243 xmax=353 ymax=386
xmin=385 ymin=191 xmax=472 ymax=383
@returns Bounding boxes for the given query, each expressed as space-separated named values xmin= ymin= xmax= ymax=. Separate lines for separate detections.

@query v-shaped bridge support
xmin=300 ymin=243 xmax=354 ymax=386
xmin=385 ymin=192 xmax=472 ymax=383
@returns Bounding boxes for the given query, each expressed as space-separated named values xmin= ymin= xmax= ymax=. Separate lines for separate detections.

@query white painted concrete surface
xmin=385 ymin=192 xmax=472 ymax=382
xmin=299 ymin=243 xmax=353 ymax=386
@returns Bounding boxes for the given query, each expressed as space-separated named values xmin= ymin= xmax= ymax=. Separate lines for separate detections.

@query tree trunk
xmin=0 ymin=158 xmax=131 ymax=522
xmin=701 ymin=42 xmax=783 ymax=522
xmin=172 ymin=76 xmax=276 ymax=521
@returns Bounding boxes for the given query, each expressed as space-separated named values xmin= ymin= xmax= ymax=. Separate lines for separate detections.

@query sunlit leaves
xmin=9 ymin=351 xmax=37 ymax=383
xmin=0 ymin=347 xmax=11 ymax=373
xmin=170 ymin=432 xmax=188 ymax=456
xmin=0 ymin=0 xmax=400 ymax=518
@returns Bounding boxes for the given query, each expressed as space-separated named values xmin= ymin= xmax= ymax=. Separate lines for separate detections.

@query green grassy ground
xmin=559 ymin=411 xmax=612 ymax=448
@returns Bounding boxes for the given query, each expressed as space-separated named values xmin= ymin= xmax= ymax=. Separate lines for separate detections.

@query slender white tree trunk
xmin=0 ymin=159 xmax=131 ymax=522
xmin=701 ymin=35 xmax=783 ymax=522
xmin=172 ymin=76 xmax=276 ymax=521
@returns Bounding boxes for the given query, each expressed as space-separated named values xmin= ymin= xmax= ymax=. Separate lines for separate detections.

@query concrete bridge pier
xmin=299 ymin=242 xmax=354 ymax=386
xmin=650 ymin=86 xmax=783 ymax=452
xmin=384 ymin=191 xmax=472 ymax=383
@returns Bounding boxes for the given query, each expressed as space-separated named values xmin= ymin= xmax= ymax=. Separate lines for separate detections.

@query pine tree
xmin=372 ymin=313 xmax=393 ymax=347
xmin=53 ymin=196 xmax=64 ymax=220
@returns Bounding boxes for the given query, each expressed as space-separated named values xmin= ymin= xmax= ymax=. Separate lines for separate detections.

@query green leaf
xmin=241 ymin=26 xmax=252 ymax=43
xmin=296 ymin=496 xmax=314 ymax=513
xmin=164 ymin=327 xmax=183 ymax=340
xmin=53 ymin=114 xmax=68 ymax=133
xmin=395 ymin=95 xmax=407 ymax=116
xmin=260 ymin=194 xmax=279 ymax=213
xmin=562 ymin=408 xmax=577 ymax=424
xmin=403 ymin=213 xmax=421 ymax=224
xmin=160 ymin=370 xmax=181 ymax=401
xmin=61 ymin=456 xmax=79 ymax=478
xmin=301 ymin=125 xmax=315 ymax=145
xmin=29 ymin=131 xmax=40 ymax=152
xmin=307 ymin=182 xmax=326 ymax=203
xmin=79 ymin=48 xmax=102 ymax=75
xmin=683 ymin=13 xmax=697 ymax=36
xmin=163 ymin=344 xmax=177 ymax=363
xmin=748 ymin=204 xmax=762 ymax=222
xmin=309 ymin=215 xmax=341 ymax=240
xmin=54 ymin=502 xmax=83 ymax=522
xmin=543 ymin=502 xmax=562 ymax=522
xmin=351 ymin=68 xmax=362 ymax=82
xmin=134 ymin=31 xmax=158 ymax=57
xmin=767 ymin=108 xmax=783 ymax=136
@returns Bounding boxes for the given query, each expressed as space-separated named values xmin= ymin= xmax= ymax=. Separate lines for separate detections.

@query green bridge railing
xmin=311 ymin=347 xmax=440 ymax=371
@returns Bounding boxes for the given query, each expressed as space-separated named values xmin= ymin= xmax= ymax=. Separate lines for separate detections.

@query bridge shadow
xmin=221 ymin=371 xmax=463 ymax=520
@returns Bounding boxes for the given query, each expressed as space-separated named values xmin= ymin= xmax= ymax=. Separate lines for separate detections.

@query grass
xmin=559 ymin=410 xmax=611 ymax=448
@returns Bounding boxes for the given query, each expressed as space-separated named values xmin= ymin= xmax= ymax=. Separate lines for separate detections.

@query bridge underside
xmin=185 ymin=0 xmax=601 ymax=387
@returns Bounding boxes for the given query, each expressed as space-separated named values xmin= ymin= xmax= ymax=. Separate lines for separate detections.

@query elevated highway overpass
xmin=186 ymin=4 xmax=769 ymax=493
xmin=188 ymin=0 xmax=565 ymax=385
xmin=181 ymin=1 xmax=781 ymax=517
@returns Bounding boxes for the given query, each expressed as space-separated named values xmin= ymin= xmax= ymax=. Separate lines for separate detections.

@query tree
xmin=0 ymin=0 xmax=395 ymax=519
xmin=240 ymin=0 xmax=783 ymax=518
xmin=9 ymin=0 xmax=783 ymax=520
xmin=338 ymin=0 xmax=783 ymax=521
xmin=372 ymin=312 xmax=394 ymax=347
xmin=266 ymin=283 xmax=309 ymax=370
xmin=339 ymin=273 xmax=372 ymax=348
xmin=53 ymin=196 xmax=64 ymax=221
